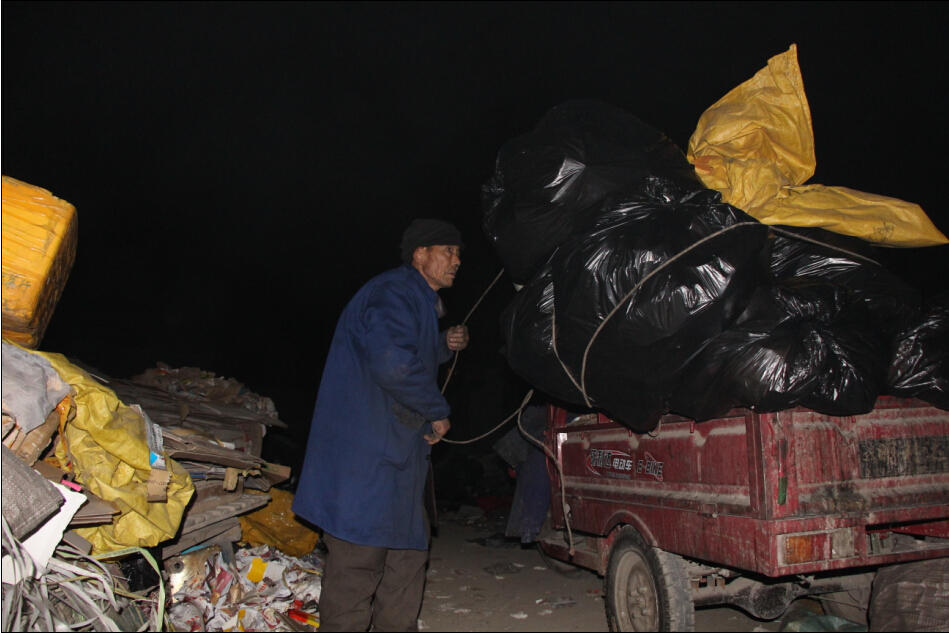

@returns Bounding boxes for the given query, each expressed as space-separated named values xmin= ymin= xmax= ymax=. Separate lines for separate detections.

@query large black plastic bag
xmin=671 ymin=229 xmax=921 ymax=420
xmin=888 ymin=292 xmax=949 ymax=409
xmin=768 ymin=228 xmax=919 ymax=413
xmin=482 ymin=100 xmax=704 ymax=285
xmin=768 ymin=227 xmax=920 ymax=337
xmin=500 ymin=264 xmax=583 ymax=405
xmin=501 ymin=178 xmax=770 ymax=431
xmin=500 ymin=261 xmax=672 ymax=428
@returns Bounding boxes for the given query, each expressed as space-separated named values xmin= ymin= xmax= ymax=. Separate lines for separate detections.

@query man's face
xmin=413 ymin=244 xmax=461 ymax=291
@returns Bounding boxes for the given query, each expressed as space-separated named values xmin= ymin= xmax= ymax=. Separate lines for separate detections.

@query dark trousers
xmin=319 ymin=532 xmax=429 ymax=632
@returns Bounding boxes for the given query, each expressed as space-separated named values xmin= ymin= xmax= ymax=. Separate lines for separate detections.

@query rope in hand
xmin=434 ymin=266 xmax=576 ymax=555
xmin=441 ymin=268 xmax=506 ymax=394
xmin=439 ymin=388 xmax=532 ymax=445
xmin=438 ymin=266 xmax=527 ymax=446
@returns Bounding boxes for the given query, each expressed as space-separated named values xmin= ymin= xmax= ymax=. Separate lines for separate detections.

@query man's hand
xmin=424 ymin=418 xmax=451 ymax=445
xmin=445 ymin=325 xmax=469 ymax=352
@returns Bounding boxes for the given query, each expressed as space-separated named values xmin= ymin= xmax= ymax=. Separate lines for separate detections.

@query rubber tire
xmin=605 ymin=526 xmax=694 ymax=632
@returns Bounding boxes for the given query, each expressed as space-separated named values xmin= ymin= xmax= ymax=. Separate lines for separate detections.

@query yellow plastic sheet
xmin=688 ymin=45 xmax=947 ymax=247
xmin=1 ymin=176 xmax=78 ymax=347
xmin=36 ymin=349 xmax=195 ymax=554
xmin=238 ymin=488 xmax=320 ymax=557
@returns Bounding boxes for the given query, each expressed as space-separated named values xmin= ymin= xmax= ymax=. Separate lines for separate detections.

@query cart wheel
xmin=605 ymin=526 xmax=694 ymax=632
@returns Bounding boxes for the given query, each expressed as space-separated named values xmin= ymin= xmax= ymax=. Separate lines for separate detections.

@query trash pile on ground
xmin=485 ymin=46 xmax=948 ymax=432
xmin=1 ymin=339 xmax=308 ymax=630
xmin=2 ymin=176 xmax=315 ymax=631
xmin=165 ymin=544 xmax=322 ymax=631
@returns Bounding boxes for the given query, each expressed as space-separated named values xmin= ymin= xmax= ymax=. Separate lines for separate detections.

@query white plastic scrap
xmin=167 ymin=544 xmax=322 ymax=632
xmin=1 ymin=482 xmax=86 ymax=583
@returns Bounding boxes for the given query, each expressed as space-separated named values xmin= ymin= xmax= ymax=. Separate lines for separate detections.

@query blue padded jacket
xmin=292 ymin=265 xmax=451 ymax=549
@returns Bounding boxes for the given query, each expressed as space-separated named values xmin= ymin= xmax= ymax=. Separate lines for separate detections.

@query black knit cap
xmin=400 ymin=218 xmax=464 ymax=264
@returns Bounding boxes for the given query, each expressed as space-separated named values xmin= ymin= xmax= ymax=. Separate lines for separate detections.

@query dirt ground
xmin=418 ymin=507 xmax=788 ymax=632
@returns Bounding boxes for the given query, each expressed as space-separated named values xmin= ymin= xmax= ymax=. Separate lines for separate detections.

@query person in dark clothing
xmin=494 ymin=402 xmax=551 ymax=544
xmin=292 ymin=219 xmax=468 ymax=632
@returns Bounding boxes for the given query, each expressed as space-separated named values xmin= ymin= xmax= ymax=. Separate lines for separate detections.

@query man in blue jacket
xmin=293 ymin=218 xmax=469 ymax=632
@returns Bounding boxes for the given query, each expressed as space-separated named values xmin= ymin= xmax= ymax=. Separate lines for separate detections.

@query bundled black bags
xmin=488 ymin=101 xmax=944 ymax=432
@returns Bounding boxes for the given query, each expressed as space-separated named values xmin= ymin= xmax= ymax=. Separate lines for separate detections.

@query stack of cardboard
xmin=109 ymin=370 xmax=291 ymax=559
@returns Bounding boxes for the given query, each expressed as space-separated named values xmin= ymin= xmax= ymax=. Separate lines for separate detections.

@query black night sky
xmin=4 ymin=2 xmax=948 ymax=470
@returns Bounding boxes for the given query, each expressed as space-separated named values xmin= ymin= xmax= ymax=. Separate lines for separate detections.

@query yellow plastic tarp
xmin=688 ymin=44 xmax=947 ymax=247
xmin=238 ymin=488 xmax=320 ymax=557
xmin=1 ymin=176 xmax=78 ymax=347
xmin=35 ymin=348 xmax=194 ymax=554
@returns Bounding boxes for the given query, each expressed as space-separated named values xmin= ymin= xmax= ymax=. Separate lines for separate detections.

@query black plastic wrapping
xmin=501 ymin=264 xmax=581 ymax=405
xmin=501 ymin=178 xmax=770 ymax=431
xmin=488 ymin=101 xmax=938 ymax=432
xmin=888 ymin=292 xmax=949 ymax=409
xmin=482 ymin=100 xmax=703 ymax=284
xmin=768 ymin=226 xmax=919 ymax=336
xmin=672 ymin=228 xmax=921 ymax=420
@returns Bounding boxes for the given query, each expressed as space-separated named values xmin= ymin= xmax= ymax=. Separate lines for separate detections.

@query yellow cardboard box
xmin=1 ymin=176 xmax=78 ymax=347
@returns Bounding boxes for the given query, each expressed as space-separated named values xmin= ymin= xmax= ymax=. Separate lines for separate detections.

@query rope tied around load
xmin=435 ymin=223 xmax=879 ymax=560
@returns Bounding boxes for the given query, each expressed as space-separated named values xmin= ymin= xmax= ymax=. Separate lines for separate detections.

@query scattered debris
xmin=165 ymin=543 xmax=322 ymax=632
xmin=483 ymin=562 xmax=522 ymax=575
xmin=1 ymin=532 xmax=160 ymax=632
xmin=467 ymin=532 xmax=520 ymax=548
xmin=551 ymin=596 xmax=577 ymax=609
xmin=779 ymin=614 xmax=865 ymax=632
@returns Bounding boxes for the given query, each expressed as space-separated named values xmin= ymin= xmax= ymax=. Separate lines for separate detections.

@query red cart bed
xmin=539 ymin=396 xmax=949 ymax=630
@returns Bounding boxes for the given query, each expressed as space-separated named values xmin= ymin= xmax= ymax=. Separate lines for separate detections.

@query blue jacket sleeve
xmin=362 ymin=284 xmax=451 ymax=422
